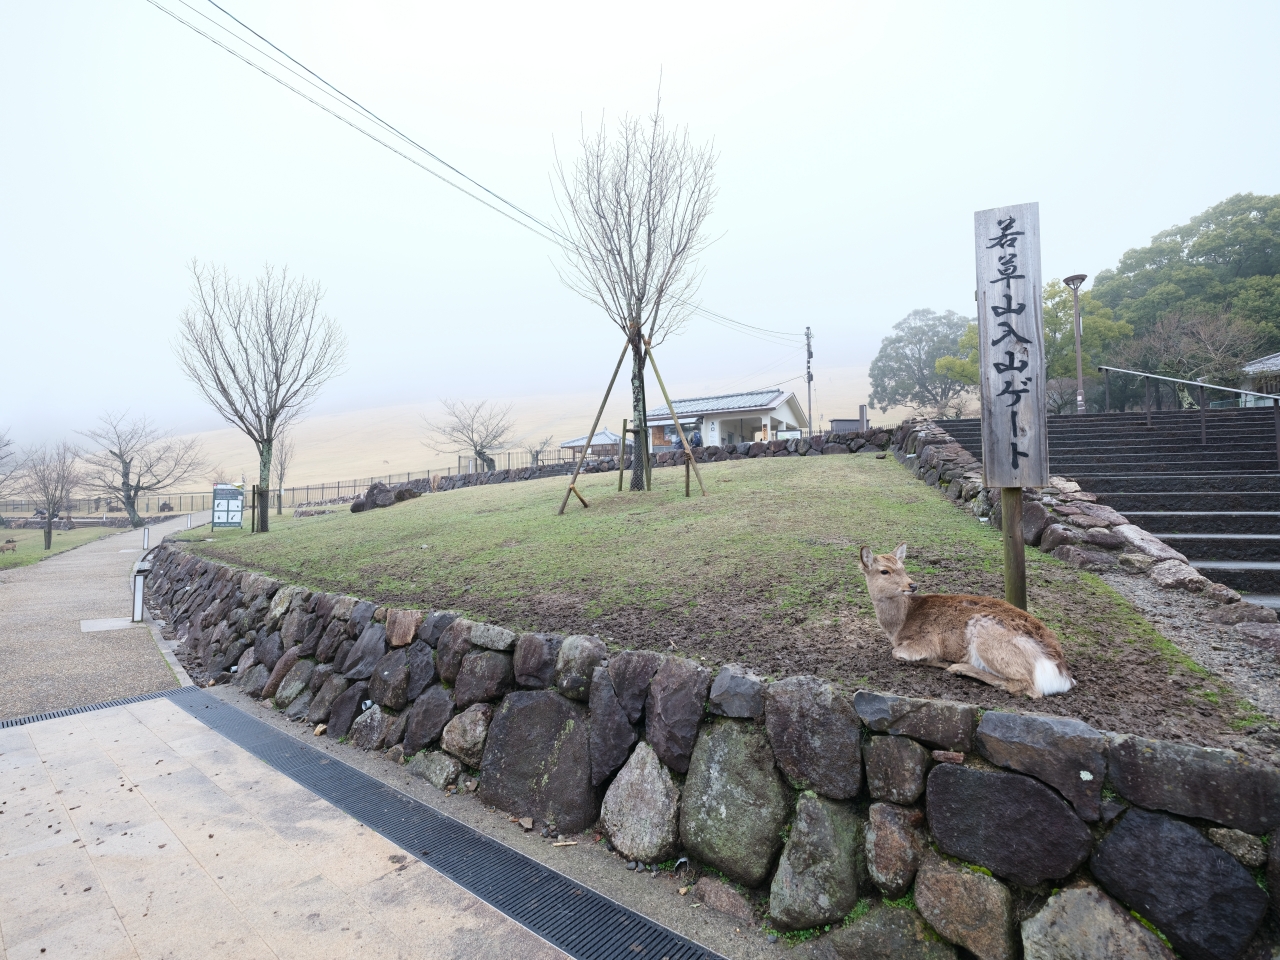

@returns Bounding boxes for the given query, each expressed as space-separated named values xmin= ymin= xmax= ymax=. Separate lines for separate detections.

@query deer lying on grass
xmin=859 ymin=543 xmax=1075 ymax=698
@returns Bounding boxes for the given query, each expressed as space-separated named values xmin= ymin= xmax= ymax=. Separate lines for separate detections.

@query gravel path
xmin=1103 ymin=571 xmax=1280 ymax=758
xmin=0 ymin=517 xmax=200 ymax=721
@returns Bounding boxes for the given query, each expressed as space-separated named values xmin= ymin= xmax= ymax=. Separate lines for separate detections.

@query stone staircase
xmin=942 ymin=410 xmax=1280 ymax=600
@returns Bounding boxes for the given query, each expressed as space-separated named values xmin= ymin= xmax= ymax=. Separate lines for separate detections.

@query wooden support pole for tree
xmin=618 ymin=418 xmax=627 ymax=491
xmin=685 ymin=459 xmax=691 ymax=498
xmin=1001 ymin=487 xmax=1026 ymax=611
xmin=644 ymin=341 xmax=706 ymax=496
xmin=558 ymin=341 xmax=630 ymax=515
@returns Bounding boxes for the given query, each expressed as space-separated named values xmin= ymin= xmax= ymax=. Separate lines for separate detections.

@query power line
xmin=145 ymin=0 xmax=808 ymax=343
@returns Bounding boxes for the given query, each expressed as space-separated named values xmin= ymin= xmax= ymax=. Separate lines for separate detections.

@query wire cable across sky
xmin=145 ymin=0 xmax=808 ymax=344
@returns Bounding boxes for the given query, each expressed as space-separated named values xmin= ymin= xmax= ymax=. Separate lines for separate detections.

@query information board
xmin=974 ymin=202 xmax=1049 ymax=489
xmin=212 ymin=484 xmax=244 ymax=528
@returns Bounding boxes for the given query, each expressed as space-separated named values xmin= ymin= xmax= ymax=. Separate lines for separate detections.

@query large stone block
xmin=350 ymin=704 xmax=390 ymax=751
xmin=866 ymin=802 xmax=926 ymax=898
xmin=588 ymin=667 xmax=638 ymax=787
xmin=645 ymin=656 xmax=711 ymax=774
xmin=326 ymin=680 xmax=370 ymax=740
xmin=679 ymin=718 xmax=793 ymax=887
xmin=1114 ymin=524 xmax=1189 ymax=563
xmin=1021 ymin=883 xmax=1175 ymax=960
xmin=274 ymin=659 xmax=315 ymax=709
xmin=441 ymin=703 xmax=494 ymax=768
xmin=436 ymin=619 xmax=475 ymax=684
xmin=608 ymin=650 xmax=665 ymax=725
xmin=976 ymin=712 xmax=1106 ymax=820
xmin=708 ymin=663 xmax=765 ymax=719
xmin=853 ymin=691 xmax=977 ymax=752
xmin=555 ymin=634 xmax=607 ymax=701
xmin=766 ymin=676 xmax=862 ymax=799
xmin=305 ymin=675 xmax=349 ymax=724
xmin=600 ymin=741 xmax=679 ymax=864
xmin=513 ymin=633 xmax=562 ymax=689
xmin=404 ymin=641 xmax=436 ymax=700
xmin=454 ymin=650 xmax=515 ymax=710
xmin=915 ymin=851 xmax=1015 ymax=960
xmin=402 ymin=685 xmax=455 ymax=755
xmin=1091 ymin=808 xmax=1267 ymax=960
xmin=369 ymin=648 xmax=410 ymax=710
xmin=254 ymin=631 xmax=285 ymax=673
xmin=342 ymin=623 xmax=388 ymax=680
xmin=926 ymin=764 xmax=1092 ymax=887
xmin=1108 ymin=734 xmax=1280 ymax=833
xmin=238 ymin=662 xmax=269 ymax=698
xmin=407 ymin=751 xmax=461 ymax=790
xmin=819 ymin=906 xmax=957 ymax=960
xmin=385 ymin=608 xmax=424 ymax=648
xmin=418 ymin=610 xmax=459 ymax=647
xmin=769 ymin=792 xmax=860 ymax=931
xmin=864 ymin=735 xmax=930 ymax=804
xmin=477 ymin=690 xmax=598 ymax=833
xmin=314 ymin=619 xmax=348 ymax=664
xmin=262 ymin=646 xmax=301 ymax=700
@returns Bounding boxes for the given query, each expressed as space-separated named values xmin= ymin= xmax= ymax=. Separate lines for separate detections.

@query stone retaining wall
xmin=333 ymin=429 xmax=894 ymax=514
xmin=147 ymin=544 xmax=1279 ymax=959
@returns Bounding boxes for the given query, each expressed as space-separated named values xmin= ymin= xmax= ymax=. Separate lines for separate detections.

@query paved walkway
xmin=0 ymin=697 xmax=565 ymax=960
xmin=0 ymin=518 xmax=195 ymax=722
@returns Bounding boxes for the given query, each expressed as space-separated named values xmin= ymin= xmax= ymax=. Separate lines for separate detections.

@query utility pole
xmin=805 ymin=326 xmax=814 ymax=437
xmin=1064 ymin=274 xmax=1088 ymax=414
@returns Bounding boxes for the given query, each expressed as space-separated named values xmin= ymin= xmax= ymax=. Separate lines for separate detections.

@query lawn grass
xmin=0 ymin=523 xmax=123 ymax=570
xmin=177 ymin=455 xmax=1256 ymax=744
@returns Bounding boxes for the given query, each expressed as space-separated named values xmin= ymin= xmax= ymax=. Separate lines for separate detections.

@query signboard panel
xmin=974 ymin=202 xmax=1049 ymax=489
xmin=212 ymin=484 xmax=244 ymax=529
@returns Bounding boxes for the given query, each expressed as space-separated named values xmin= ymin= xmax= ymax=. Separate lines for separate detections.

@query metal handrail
xmin=1096 ymin=365 xmax=1280 ymax=402
xmin=1097 ymin=365 xmax=1280 ymax=465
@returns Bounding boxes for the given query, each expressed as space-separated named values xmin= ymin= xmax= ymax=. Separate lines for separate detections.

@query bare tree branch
xmin=172 ymin=260 xmax=346 ymax=532
xmin=21 ymin=442 xmax=81 ymax=550
xmin=272 ymin=432 xmax=295 ymax=490
xmin=78 ymin=412 xmax=205 ymax=528
xmin=0 ymin=429 xmax=23 ymax=504
xmin=553 ymin=96 xmax=717 ymax=490
xmin=422 ymin=400 xmax=516 ymax=472
xmin=521 ymin=434 xmax=555 ymax=468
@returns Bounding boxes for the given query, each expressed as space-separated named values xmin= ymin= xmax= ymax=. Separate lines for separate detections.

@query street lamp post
xmin=1063 ymin=274 xmax=1088 ymax=414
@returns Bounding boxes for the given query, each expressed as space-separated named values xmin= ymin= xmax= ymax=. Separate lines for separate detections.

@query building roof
xmin=647 ymin=389 xmax=787 ymax=421
xmin=1244 ymin=352 xmax=1280 ymax=375
xmin=560 ymin=429 xmax=626 ymax=449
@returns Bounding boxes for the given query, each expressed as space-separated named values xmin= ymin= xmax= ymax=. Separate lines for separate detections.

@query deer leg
xmin=946 ymin=661 xmax=1027 ymax=695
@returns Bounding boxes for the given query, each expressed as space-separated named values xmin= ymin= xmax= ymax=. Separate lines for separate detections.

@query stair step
xmin=1160 ymin=534 xmax=1280 ymax=562
xmin=1123 ymin=512 xmax=1280 ymax=534
xmin=1189 ymin=561 xmax=1280 ymax=593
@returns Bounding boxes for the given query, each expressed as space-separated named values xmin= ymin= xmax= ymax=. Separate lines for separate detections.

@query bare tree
xmin=423 ymin=400 xmax=515 ymax=472
xmin=22 ymin=442 xmax=80 ymax=550
xmin=0 ymin=430 xmax=23 ymax=520
xmin=521 ymin=434 xmax=555 ymax=469
xmin=554 ymin=98 xmax=717 ymax=490
xmin=272 ymin=432 xmax=295 ymax=515
xmin=174 ymin=261 xmax=346 ymax=532
xmin=78 ymin=413 xmax=204 ymax=528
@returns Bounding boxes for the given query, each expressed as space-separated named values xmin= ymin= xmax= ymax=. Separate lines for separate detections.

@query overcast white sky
xmin=3 ymin=1 xmax=1278 ymax=445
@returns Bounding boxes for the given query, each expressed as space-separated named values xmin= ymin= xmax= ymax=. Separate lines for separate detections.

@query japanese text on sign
xmin=974 ymin=203 xmax=1048 ymax=488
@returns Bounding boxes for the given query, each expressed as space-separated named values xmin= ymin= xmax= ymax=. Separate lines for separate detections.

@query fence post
xmin=1199 ymin=385 xmax=1207 ymax=445
xmin=1144 ymin=377 xmax=1152 ymax=428
xmin=1103 ymin=369 xmax=1110 ymax=413
xmin=1274 ymin=398 xmax=1280 ymax=471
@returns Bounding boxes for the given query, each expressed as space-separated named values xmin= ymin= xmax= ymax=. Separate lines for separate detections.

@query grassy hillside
xmin=180 ymin=455 xmax=1252 ymax=743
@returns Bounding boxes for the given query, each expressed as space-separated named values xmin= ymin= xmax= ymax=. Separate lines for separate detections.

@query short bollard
xmin=143 ymin=526 xmax=150 ymax=549
xmin=132 ymin=563 xmax=150 ymax=623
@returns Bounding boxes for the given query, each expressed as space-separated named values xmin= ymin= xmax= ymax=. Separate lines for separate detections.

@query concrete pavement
xmin=0 ymin=517 xmax=196 ymax=722
xmin=0 ymin=697 xmax=566 ymax=960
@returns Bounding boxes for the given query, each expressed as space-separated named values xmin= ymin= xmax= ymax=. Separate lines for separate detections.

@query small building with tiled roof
xmin=645 ymin=388 xmax=809 ymax=449
xmin=1242 ymin=352 xmax=1280 ymax=397
xmin=559 ymin=429 xmax=630 ymax=458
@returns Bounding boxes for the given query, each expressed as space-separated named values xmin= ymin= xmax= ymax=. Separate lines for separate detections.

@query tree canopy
xmin=1091 ymin=193 xmax=1280 ymax=342
xmin=869 ymin=309 xmax=973 ymax=415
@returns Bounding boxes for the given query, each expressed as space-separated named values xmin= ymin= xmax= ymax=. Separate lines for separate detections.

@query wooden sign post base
xmin=1001 ymin=487 xmax=1026 ymax=610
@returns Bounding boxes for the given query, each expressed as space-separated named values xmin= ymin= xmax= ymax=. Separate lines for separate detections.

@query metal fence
xmin=1 ymin=450 xmax=587 ymax=519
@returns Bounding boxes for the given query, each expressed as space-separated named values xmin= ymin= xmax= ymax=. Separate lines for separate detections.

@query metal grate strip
xmin=162 ymin=686 xmax=726 ymax=960
xmin=0 ymin=687 xmax=179 ymax=729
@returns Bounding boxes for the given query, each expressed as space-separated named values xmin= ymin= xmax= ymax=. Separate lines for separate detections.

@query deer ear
xmin=894 ymin=542 xmax=908 ymax=562
xmin=859 ymin=546 xmax=873 ymax=570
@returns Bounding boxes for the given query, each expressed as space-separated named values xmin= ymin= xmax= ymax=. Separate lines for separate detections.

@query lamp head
xmin=1063 ymin=274 xmax=1087 ymax=291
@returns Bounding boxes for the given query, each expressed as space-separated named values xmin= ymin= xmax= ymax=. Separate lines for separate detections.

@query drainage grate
xmin=0 ymin=687 xmax=179 ymax=729
xmin=164 ymin=686 xmax=727 ymax=960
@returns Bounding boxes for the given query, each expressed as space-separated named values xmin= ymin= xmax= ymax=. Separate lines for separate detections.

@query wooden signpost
xmin=974 ymin=202 xmax=1048 ymax=610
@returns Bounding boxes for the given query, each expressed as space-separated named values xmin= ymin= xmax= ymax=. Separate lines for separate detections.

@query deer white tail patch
xmin=1034 ymin=658 xmax=1075 ymax=696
